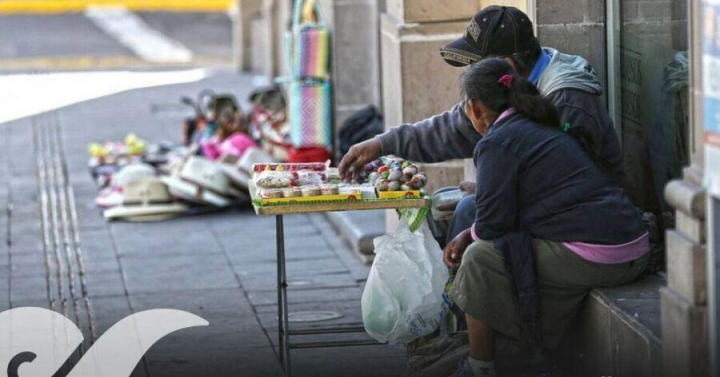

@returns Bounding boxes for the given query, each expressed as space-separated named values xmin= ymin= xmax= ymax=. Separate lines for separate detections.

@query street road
xmin=0 ymin=10 xmax=233 ymax=72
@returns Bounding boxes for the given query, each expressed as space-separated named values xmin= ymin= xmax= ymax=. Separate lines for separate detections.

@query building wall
xmin=535 ymin=0 xmax=607 ymax=89
xmin=317 ymin=0 xmax=383 ymax=131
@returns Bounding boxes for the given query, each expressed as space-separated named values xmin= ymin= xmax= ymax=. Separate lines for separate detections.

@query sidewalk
xmin=0 ymin=72 xmax=406 ymax=377
xmin=0 ymin=0 xmax=233 ymax=14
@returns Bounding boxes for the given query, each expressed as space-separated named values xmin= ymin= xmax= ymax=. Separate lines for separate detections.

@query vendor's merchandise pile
xmin=251 ymin=161 xmax=346 ymax=202
xmin=251 ymin=157 xmax=429 ymax=207
xmin=89 ymin=133 xmax=275 ymax=222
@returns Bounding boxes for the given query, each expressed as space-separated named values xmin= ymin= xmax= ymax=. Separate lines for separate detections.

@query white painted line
xmin=85 ymin=5 xmax=193 ymax=63
xmin=0 ymin=69 xmax=207 ymax=125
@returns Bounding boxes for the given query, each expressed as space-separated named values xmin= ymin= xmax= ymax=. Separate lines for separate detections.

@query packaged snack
xmin=301 ymin=186 xmax=321 ymax=197
xmin=320 ymin=184 xmax=339 ymax=196
xmin=252 ymin=161 xmax=329 ymax=173
xmin=327 ymin=167 xmax=341 ymax=182
xmin=297 ymin=170 xmax=327 ymax=186
xmin=254 ymin=170 xmax=293 ymax=188
xmin=253 ymin=169 xmax=328 ymax=189
xmin=282 ymin=187 xmax=302 ymax=198
xmin=340 ymin=185 xmax=377 ymax=199
xmin=260 ymin=189 xmax=283 ymax=199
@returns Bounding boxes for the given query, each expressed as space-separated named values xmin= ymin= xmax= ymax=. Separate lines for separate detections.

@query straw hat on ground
xmin=238 ymin=147 xmax=274 ymax=174
xmin=103 ymin=176 xmax=187 ymax=221
xmin=161 ymin=156 xmax=241 ymax=207
xmin=217 ymin=153 xmax=251 ymax=191
xmin=95 ymin=163 xmax=157 ymax=208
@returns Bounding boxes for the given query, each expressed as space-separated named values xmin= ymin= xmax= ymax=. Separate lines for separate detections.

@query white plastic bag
xmin=361 ymin=220 xmax=450 ymax=345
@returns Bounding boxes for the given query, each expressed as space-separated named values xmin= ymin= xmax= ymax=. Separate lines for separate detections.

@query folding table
xmin=253 ymin=198 xmax=431 ymax=377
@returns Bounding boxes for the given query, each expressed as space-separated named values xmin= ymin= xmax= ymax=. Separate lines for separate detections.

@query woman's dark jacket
xmin=472 ymin=112 xmax=645 ymax=343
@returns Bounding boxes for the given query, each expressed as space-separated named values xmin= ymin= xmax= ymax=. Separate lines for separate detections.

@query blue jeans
xmin=446 ymin=195 xmax=475 ymax=245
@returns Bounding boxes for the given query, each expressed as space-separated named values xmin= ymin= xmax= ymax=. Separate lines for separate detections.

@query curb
xmin=324 ymin=211 xmax=386 ymax=265
xmin=0 ymin=0 xmax=234 ymax=14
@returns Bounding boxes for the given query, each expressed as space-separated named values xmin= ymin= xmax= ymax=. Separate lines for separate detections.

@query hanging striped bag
xmin=289 ymin=80 xmax=332 ymax=148
xmin=284 ymin=0 xmax=333 ymax=149
xmin=292 ymin=0 xmax=330 ymax=80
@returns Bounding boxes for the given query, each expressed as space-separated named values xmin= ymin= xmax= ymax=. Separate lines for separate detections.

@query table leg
xmin=276 ymin=215 xmax=291 ymax=376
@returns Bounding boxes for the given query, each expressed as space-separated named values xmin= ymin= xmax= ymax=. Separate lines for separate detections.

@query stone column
xmin=246 ymin=0 xmax=275 ymax=77
xmin=271 ymin=0 xmax=292 ymax=77
xmin=661 ymin=0 xmax=709 ymax=376
xmin=662 ymin=172 xmax=708 ymax=377
xmin=381 ymin=0 xmax=481 ymax=230
xmin=246 ymin=0 xmax=291 ymax=78
xmin=235 ymin=0 xmax=263 ymax=72
xmin=317 ymin=0 xmax=383 ymax=130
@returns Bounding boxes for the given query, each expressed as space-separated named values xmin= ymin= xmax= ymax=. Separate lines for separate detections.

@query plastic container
xmin=301 ymin=186 xmax=321 ymax=197
xmin=282 ymin=187 xmax=302 ymax=198
xmin=431 ymin=186 xmax=465 ymax=221
xmin=260 ymin=189 xmax=284 ymax=199
xmin=320 ymin=184 xmax=339 ymax=196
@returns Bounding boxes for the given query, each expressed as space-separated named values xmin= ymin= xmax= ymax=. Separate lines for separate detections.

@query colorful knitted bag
xmin=289 ymin=80 xmax=332 ymax=148
xmin=284 ymin=0 xmax=333 ymax=149
xmin=292 ymin=0 xmax=330 ymax=80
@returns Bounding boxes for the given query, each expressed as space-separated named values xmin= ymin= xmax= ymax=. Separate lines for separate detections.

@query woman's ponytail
xmin=507 ymin=76 xmax=560 ymax=128
xmin=460 ymin=57 xmax=560 ymax=130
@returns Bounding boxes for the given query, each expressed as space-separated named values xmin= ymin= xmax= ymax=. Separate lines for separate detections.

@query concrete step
xmin=558 ymin=274 xmax=664 ymax=377
xmin=324 ymin=210 xmax=386 ymax=264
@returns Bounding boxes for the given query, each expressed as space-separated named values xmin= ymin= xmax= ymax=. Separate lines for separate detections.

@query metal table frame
xmin=274 ymin=214 xmax=380 ymax=376
xmin=252 ymin=194 xmax=430 ymax=376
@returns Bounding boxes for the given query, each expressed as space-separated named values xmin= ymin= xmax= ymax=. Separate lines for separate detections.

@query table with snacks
xmin=250 ymin=158 xmax=431 ymax=377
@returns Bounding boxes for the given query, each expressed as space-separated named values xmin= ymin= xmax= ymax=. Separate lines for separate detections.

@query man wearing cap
xmin=339 ymin=6 xmax=623 ymax=375
xmin=338 ymin=5 xmax=624 ymax=245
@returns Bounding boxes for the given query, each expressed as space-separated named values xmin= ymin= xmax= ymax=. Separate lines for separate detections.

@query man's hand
xmin=443 ymin=228 xmax=473 ymax=270
xmin=459 ymin=181 xmax=477 ymax=194
xmin=338 ymin=138 xmax=382 ymax=177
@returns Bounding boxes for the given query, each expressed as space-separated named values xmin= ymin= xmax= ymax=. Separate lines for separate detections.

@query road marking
xmin=0 ymin=69 xmax=207 ymax=125
xmin=85 ymin=5 xmax=193 ymax=64
xmin=0 ymin=55 xmax=230 ymax=71
xmin=0 ymin=0 xmax=233 ymax=14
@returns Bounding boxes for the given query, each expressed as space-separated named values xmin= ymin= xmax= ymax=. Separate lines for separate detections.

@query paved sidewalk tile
xmin=150 ymin=315 xmax=271 ymax=351
xmin=129 ymin=288 xmax=256 ymax=318
xmin=85 ymin=270 xmax=127 ymax=298
xmin=255 ymin=299 xmax=364 ymax=331
xmin=10 ymin=275 xmax=48 ymax=306
xmin=89 ymin=295 xmax=133 ymax=335
xmin=240 ymin=271 xmax=358 ymax=292
xmin=145 ymin=346 xmax=284 ymax=377
xmin=247 ymin=286 xmax=364 ymax=307
xmin=121 ymin=254 xmax=240 ymax=294
xmin=232 ymin=257 xmax=349 ymax=278
xmin=223 ymin=243 xmax=335 ymax=264
xmin=290 ymin=348 xmax=407 ymax=377
xmin=3 ymin=73 xmax=407 ymax=377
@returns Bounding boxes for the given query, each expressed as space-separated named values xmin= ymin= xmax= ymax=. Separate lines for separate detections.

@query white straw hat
xmin=238 ymin=147 xmax=274 ymax=174
xmin=96 ymin=163 xmax=157 ymax=208
xmin=217 ymin=154 xmax=251 ymax=191
xmin=103 ymin=176 xmax=187 ymax=221
xmin=161 ymin=156 xmax=236 ymax=207
xmin=113 ymin=163 xmax=156 ymax=187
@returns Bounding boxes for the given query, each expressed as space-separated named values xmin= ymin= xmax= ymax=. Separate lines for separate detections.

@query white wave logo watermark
xmin=1 ymin=307 xmax=208 ymax=377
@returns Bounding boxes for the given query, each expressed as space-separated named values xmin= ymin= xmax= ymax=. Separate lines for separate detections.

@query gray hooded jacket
xmin=376 ymin=47 xmax=625 ymax=186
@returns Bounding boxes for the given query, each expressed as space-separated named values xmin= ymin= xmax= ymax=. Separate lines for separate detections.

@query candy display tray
xmin=250 ymin=183 xmax=429 ymax=216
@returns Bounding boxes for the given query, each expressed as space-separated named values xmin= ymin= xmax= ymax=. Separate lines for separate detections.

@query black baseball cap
xmin=440 ymin=6 xmax=537 ymax=67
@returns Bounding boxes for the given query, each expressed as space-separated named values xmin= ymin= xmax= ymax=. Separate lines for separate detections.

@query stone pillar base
xmin=661 ymin=288 xmax=709 ymax=377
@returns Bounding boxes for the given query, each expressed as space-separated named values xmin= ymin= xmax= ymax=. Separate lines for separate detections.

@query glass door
xmin=609 ymin=0 xmax=690 ymax=213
